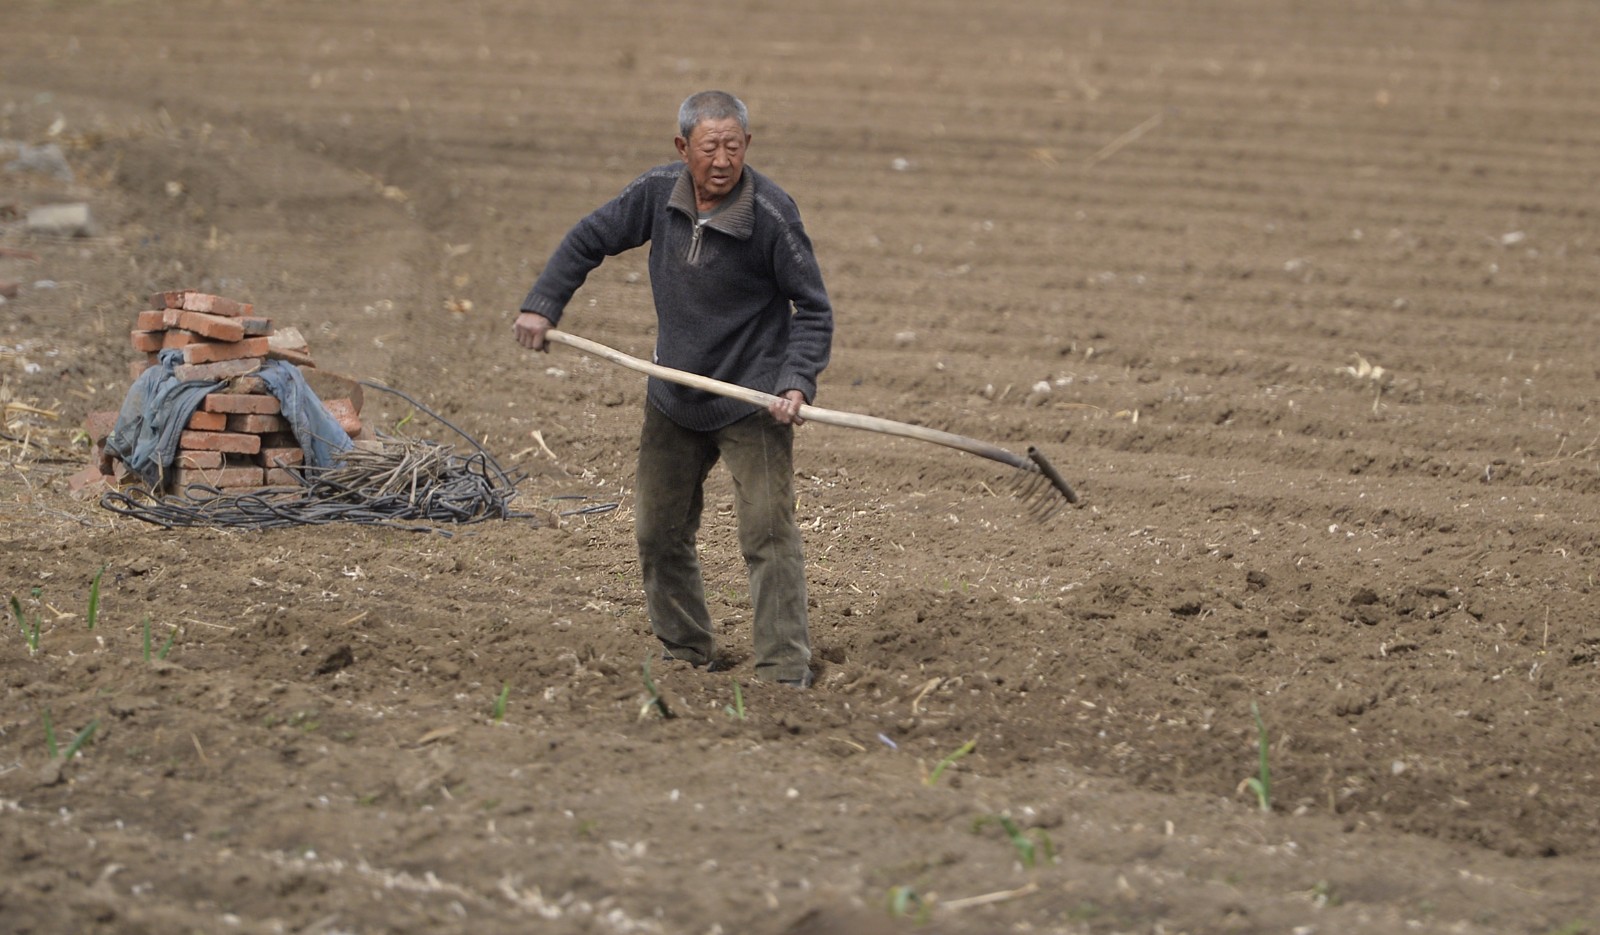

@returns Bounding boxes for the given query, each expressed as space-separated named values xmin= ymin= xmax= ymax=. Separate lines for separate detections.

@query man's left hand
xmin=769 ymin=389 xmax=807 ymax=426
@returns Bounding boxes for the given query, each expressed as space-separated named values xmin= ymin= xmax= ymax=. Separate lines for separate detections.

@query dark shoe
xmin=777 ymin=670 xmax=814 ymax=689
xmin=661 ymin=649 xmax=726 ymax=672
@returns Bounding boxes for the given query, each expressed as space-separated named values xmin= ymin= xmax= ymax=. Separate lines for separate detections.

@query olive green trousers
xmin=635 ymin=403 xmax=811 ymax=683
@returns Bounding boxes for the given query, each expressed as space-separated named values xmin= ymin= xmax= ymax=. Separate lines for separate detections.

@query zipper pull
xmin=688 ymin=221 xmax=704 ymax=264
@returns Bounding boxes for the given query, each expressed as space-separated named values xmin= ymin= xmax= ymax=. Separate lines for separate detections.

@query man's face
xmin=675 ymin=117 xmax=750 ymax=208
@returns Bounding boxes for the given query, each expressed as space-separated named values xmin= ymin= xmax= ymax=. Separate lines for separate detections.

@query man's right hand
xmin=514 ymin=312 xmax=555 ymax=351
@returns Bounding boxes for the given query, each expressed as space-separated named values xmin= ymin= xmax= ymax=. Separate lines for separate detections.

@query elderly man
xmin=513 ymin=90 xmax=834 ymax=688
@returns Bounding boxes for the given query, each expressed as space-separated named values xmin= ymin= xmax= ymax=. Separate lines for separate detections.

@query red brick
xmin=268 ymin=326 xmax=308 ymax=352
xmin=175 ymin=358 xmax=262 ymax=382
xmin=176 ymin=310 xmax=246 ymax=342
xmin=266 ymin=327 xmax=315 ymax=366
xmin=130 ymin=330 xmax=163 ymax=353
xmin=180 ymin=292 xmax=213 ymax=312
xmin=129 ymin=359 xmax=155 ymax=380
xmin=135 ymin=309 xmax=168 ymax=331
xmin=268 ymin=346 xmax=316 ymax=367
xmin=186 ymin=410 xmax=228 ymax=431
xmin=84 ymin=411 xmax=119 ymax=443
xmin=182 ymin=336 xmax=268 ymax=365
xmin=202 ymin=392 xmax=280 ymax=415
xmin=301 ymin=366 xmax=362 ymax=411
xmin=93 ymin=441 xmax=114 ymax=474
xmin=172 ymin=464 xmax=264 ymax=489
xmin=228 ymin=412 xmax=288 ymax=434
xmin=162 ymin=329 xmax=200 ymax=349
xmin=178 ymin=430 xmax=261 ymax=454
xmin=264 ymin=467 xmax=303 ymax=486
xmin=180 ymin=293 xmax=253 ymax=317
xmin=163 ymin=308 xmax=184 ymax=328
xmin=67 ymin=465 xmax=111 ymax=499
xmin=322 ymin=397 xmax=362 ymax=436
xmin=173 ymin=449 xmax=225 ymax=470
xmin=259 ymin=446 xmax=305 ymax=468
xmin=268 ymin=349 xmax=315 ymax=366
xmin=151 ymin=289 xmax=190 ymax=310
xmin=221 ymin=375 xmax=269 ymax=395
xmin=257 ymin=431 xmax=298 ymax=449
xmin=240 ymin=316 xmax=273 ymax=336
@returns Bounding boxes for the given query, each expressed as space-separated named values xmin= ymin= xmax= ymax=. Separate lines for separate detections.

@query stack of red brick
xmin=70 ymin=290 xmax=367 ymax=497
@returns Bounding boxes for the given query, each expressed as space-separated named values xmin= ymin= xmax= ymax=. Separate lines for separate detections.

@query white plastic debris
xmin=26 ymin=203 xmax=93 ymax=237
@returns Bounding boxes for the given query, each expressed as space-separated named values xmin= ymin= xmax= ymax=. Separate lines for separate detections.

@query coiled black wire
xmin=99 ymin=441 xmax=533 ymax=535
xmin=96 ymin=379 xmax=616 ymax=535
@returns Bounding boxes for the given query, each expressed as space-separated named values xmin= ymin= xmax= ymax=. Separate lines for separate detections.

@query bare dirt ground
xmin=3 ymin=1 xmax=1599 ymax=932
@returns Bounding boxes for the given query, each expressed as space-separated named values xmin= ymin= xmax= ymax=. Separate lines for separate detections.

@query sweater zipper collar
xmin=669 ymin=167 xmax=756 ymax=242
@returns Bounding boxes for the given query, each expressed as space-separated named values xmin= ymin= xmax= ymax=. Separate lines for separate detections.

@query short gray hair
xmin=677 ymin=90 xmax=748 ymax=140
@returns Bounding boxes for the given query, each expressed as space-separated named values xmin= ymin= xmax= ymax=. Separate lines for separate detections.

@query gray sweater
xmin=521 ymin=164 xmax=834 ymax=431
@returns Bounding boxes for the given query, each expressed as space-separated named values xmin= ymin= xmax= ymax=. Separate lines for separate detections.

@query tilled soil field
xmin=3 ymin=1 xmax=1598 ymax=933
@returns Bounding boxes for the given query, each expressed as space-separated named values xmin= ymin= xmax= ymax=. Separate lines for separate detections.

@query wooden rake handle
xmin=544 ymin=330 xmax=1077 ymax=507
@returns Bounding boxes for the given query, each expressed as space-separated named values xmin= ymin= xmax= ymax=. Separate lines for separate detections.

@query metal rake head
xmin=1010 ymin=447 xmax=1080 ymax=522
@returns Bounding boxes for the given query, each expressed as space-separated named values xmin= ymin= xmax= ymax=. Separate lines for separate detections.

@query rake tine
xmin=1012 ymin=469 xmax=1044 ymax=501
xmin=1028 ymin=499 xmax=1060 ymax=523
xmin=1027 ymin=447 xmax=1078 ymax=505
xmin=1008 ymin=468 xmax=1058 ymax=523
xmin=1024 ymin=474 xmax=1062 ymax=522
xmin=999 ymin=447 xmax=1079 ymax=523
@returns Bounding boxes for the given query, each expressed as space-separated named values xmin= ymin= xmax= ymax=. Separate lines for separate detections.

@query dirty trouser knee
xmin=635 ymin=404 xmax=719 ymax=666
xmin=717 ymin=411 xmax=811 ymax=683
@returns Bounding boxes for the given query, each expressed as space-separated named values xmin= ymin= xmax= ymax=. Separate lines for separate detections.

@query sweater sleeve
xmin=519 ymin=174 xmax=657 ymax=325
xmin=774 ymin=219 xmax=838 ymax=405
xmin=771 ymin=218 xmax=834 ymax=403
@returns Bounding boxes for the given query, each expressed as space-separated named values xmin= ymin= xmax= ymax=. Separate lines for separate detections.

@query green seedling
xmin=394 ymin=409 xmax=415 ymax=431
xmin=492 ymin=682 xmax=510 ymax=723
xmin=12 ymin=595 xmax=42 ymax=654
xmin=289 ymin=710 xmax=320 ymax=732
xmin=640 ymin=656 xmax=674 ymax=720
xmin=86 ymin=565 xmax=105 ymax=630
xmin=923 ymin=737 xmax=976 ymax=786
xmin=65 ymin=719 xmax=99 ymax=760
xmin=723 ymin=678 xmax=746 ymax=720
xmin=974 ymin=814 xmax=1056 ymax=869
xmin=43 ymin=708 xmax=99 ymax=761
xmin=1244 ymin=701 xmax=1272 ymax=813
xmin=886 ymin=885 xmax=930 ymax=923
xmin=141 ymin=616 xmax=177 ymax=661
xmin=1308 ymin=879 xmax=1341 ymax=908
